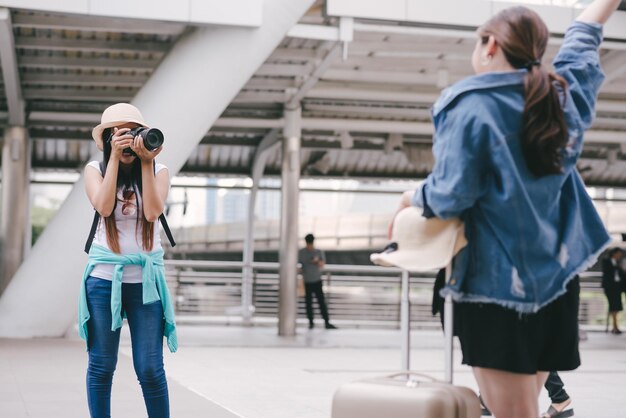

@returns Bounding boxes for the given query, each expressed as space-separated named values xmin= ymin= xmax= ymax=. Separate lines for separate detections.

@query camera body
xmin=115 ymin=127 xmax=164 ymax=156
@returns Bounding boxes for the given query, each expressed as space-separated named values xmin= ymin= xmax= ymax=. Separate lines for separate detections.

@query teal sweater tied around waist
xmin=78 ymin=244 xmax=178 ymax=353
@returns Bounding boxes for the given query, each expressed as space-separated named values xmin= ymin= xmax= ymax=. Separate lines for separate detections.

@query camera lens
xmin=140 ymin=128 xmax=164 ymax=151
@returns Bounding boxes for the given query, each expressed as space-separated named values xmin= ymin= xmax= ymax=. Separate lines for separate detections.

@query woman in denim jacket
xmin=393 ymin=1 xmax=621 ymax=417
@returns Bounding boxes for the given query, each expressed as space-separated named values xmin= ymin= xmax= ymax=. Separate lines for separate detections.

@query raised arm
xmin=552 ymin=0 xmax=622 ymax=133
xmin=576 ymin=0 xmax=621 ymax=25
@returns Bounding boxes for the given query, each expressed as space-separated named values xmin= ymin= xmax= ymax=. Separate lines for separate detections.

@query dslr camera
xmin=111 ymin=127 xmax=164 ymax=156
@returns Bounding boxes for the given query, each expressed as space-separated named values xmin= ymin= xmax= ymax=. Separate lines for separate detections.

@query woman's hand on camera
xmin=130 ymin=135 xmax=162 ymax=162
xmin=109 ymin=127 xmax=134 ymax=160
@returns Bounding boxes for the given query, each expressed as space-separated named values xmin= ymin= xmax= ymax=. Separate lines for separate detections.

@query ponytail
xmin=521 ymin=67 xmax=569 ymax=177
xmin=479 ymin=6 xmax=569 ymax=177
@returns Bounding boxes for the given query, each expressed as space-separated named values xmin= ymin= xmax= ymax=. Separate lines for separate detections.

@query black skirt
xmin=604 ymin=285 xmax=623 ymax=312
xmin=455 ymin=277 xmax=580 ymax=375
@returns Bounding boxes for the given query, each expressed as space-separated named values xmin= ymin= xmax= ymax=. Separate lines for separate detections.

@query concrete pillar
xmin=0 ymin=0 xmax=315 ymax=338
xmin=278 ymin=107 xmax=301 ymax=336
xmin=0 ymin=126 xmax=29 ymax=295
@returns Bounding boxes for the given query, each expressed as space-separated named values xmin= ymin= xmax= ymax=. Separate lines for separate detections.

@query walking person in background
xmin=298 ymin=234 xmax=337 ymax=329
xmin=390 ymin=1 xmax=621 ymax=417
xmin=541 ymin=372 xmax=574 ymax=418
xmin=602 ymin=247 xmax=624 ymax=334
xmin=78 ymin=103 xmax=177 ymax=418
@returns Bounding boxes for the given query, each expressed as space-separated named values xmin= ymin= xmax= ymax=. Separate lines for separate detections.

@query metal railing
xmin=164 ymin=260 xmax=611 ymax=329
xmin=165 ymin=213 xmax=393 ymax=252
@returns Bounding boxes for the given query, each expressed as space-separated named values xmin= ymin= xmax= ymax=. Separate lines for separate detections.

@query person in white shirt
xmin=81 ymin=103 xmax=175 ymax=418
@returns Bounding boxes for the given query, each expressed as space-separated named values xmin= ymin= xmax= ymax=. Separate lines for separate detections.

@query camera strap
xmin=84 ymin=161 xmax=177 ymax=253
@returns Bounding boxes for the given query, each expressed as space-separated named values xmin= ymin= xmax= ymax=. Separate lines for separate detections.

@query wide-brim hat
xmin=370 ymin=207 xmax=467 ymax=272
xmin=91 ymin=103 xmax=148 ymax=151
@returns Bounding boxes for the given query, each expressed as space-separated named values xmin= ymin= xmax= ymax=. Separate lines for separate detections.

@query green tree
xmin=31 ymin=206 xmax=58 ymax=245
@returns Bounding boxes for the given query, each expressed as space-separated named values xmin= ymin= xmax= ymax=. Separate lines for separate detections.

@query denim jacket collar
xmin=433 ymin=70 xmax=527 ymax=118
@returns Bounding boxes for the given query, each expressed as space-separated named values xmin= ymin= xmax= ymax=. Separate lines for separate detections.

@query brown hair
xmin=480 ymin=6 xmax=568 ymax=177
xmin=101 ymin=128 xmax=155 ymax=254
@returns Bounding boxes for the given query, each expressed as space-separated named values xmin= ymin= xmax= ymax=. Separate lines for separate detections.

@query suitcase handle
xmin=387 ymin=372 xmax=439 ymax=383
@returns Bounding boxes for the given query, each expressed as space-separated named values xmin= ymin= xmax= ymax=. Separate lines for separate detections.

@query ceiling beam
xmin=306 ymin=83 xmax=440 ymax=103
xmin=353 ymin=21 xmax=626 ymax=52
xmin=287 ymin=41 xmax=342 ymax=108
xmin=270 ymin=47 xmax=319 ymax=60
xmin=28 ymin=128 xmax=264 ymax=147
xmin=15 ymin=36 xmax=170 ymax=54
xmin=0 ymin=8 xmax=25 ymax=125
xmin=303 ymin=101 xmax=432 ymax=119
xmin=18 ymin=55 xmax=159 ymax=70
xmin=0 ymin=0 xmax=263 ymax=28
xmin=347 ymin=40 xmax=472 ymax=56
xmin=21 ymin=72 xmax=148 ymax=87
xmin=11 ymin=12 xmax=186 ymax=35
xmin=245 ymin=77 xmax=298 ymax=90
xmin=321 ymin=68 xmax=465 ymax=86
xmin=233 ymin=91 xmax=288 ymax=104
xmin=287 ymin=24 xmax=341 ymax=41
xmin=255 ymin=63 xmax=314 ymax=77
xmin=23 ymin=87 xmax=135 ymax=101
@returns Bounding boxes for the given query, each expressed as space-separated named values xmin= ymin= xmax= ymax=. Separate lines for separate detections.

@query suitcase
xmin=331 ymin=266 xmax=481 ymax=418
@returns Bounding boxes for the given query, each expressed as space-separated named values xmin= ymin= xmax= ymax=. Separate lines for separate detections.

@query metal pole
xmin=0 ymin=126 xmax=29 ymax=295
xmin=241 ymin=186 xmax=258 ymax=326
xmin=242 ymin=130 xmax=279 ymax=326
xmin=444 ymin=263 xmax=454 ymax=384
xmin=278 ymin=107 xmax=301 ymax=336
xmin=400 ymin=270 xmax=410 ymax=372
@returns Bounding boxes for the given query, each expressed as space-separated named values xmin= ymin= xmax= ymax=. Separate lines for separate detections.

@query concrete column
xmin=0 ymin=127 xmax=29 ymax=295
xmin=0 ymin=0 xmax=315 ymax=338
xmin=278 ymin=107 xmax=301 ymax=336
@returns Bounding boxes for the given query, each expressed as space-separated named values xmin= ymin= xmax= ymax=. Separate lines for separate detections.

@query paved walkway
xmin=1 ymin=325 xmax=625 ymax=417
xmin=0 ymin=338 xmax=238 ymax=418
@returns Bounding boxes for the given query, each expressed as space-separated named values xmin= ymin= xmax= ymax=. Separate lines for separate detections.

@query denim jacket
xmin=413 ymin=21 xmax=611 ymax=313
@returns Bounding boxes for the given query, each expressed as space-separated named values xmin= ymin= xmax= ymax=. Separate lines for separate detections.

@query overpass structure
xmin=0 ymin=0 xmax=625 ymax=338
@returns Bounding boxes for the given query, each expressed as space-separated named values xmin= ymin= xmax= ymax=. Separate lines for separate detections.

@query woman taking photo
xmin=78 ymin=103 xmax=177 ymax=418
xmin=391 ymin=1 xmax=621 ymax=417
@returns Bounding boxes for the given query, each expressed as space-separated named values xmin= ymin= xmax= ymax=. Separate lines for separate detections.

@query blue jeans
xmin=85 ymin=275 xmax=170 ymax=418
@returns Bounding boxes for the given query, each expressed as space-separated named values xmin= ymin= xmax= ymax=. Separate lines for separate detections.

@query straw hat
xmin=91 ymin=103 xmax=148 ymax=151
xmin=370 ymin=207 xmax=467 ymax=272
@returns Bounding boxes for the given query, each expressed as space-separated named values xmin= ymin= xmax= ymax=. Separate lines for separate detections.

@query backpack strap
xmin=153 ymin=160 xmax=176 ymax=248
xmin=84 ymin=161 xmax=176 ymax=253
xmin=159 ymin=213 xmax=176 ymax=247
xmin=84 ymin=162 xmax=105 ymax=254
xmin=84 ymin=210 xmax=101 ymax=254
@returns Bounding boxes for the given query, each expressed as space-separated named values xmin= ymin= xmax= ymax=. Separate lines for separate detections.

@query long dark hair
xmin=101 ymin=127 xmax=155 ymax=253
xmin=480 ymin=6 xmax=568 ymax=177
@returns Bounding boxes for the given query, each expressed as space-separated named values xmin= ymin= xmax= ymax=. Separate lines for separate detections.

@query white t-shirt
xmin=86 ymin=161 xmax=168 ymax=283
